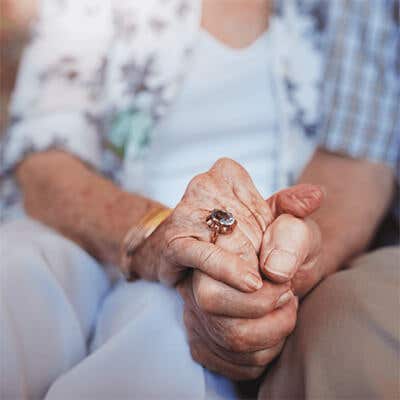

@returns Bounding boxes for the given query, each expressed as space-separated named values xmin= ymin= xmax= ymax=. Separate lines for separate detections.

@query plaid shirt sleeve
xmin=317 ymin=0 xmax=399 ymax=172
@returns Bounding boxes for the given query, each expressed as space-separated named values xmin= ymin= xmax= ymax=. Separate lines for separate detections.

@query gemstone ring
xmin=206 ymin=209 xmax=237 ymax=244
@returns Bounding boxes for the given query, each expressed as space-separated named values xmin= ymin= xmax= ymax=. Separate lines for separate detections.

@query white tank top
xmin=141 ymin=29 xmax=280 ymax=207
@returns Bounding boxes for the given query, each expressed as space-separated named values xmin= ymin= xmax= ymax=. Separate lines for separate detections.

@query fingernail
xmin=244 ymin=273 xmax=263 ymax=291
xmin=275 ymin=290 xmax=294 ymax=309
xmin=264 ymin=249 xmax=297 ymax=279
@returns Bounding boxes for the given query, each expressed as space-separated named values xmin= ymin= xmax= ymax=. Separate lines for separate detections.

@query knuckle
xmin=227 ymin=238 xmax=256 ymax=267
xmin=199 ymin=246 xmax=222 ymax=273
xmin=275 ymin=215 xmax=311 ymax=251
xmin=240 ymin=366 xmax=264 ymax=381
xmin=251 ymin=350 xmax=272 ymax=367
xmin=278 ymin=214 xmax=308 ymax=236
xmin=213 ymin=157 xmax=236 ymax=170
xmin=205 ymin=314 xmax=225 ymax=340
xmin=255 ymin=296 xmax=272 ymax=316
xmin=212 ymin=158 xmax=245 ymax=177
xmin=186 ymin=173 xmax=210 ymax=193
xmin=189 ymin=341 xmax=203 ymax=364
xmin=252 ymin=299 xmax=267 ymax=317
xmin=251 ymin=341 xmax=284 ymax=366
xmin=163 ymin=233 xmax=179 ymax=260
xmin=235 ymin=238 xmax=254 ymax=256
xmin=224 ymin=323 xmax=250 ymax=352
xmin=264 ymin=308 xmax=297 ymax=347
xmin=195 ymin=282 xmax=220 ymax=313
xmin=292 ymin=219 xmax=310 ymax=241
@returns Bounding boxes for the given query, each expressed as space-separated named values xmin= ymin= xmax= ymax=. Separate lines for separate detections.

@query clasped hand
xmin=128 ymin=158 xmax=324 ymax=380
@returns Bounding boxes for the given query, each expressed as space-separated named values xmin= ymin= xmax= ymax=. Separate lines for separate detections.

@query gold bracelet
xmin=120 ymin=207 xmax=173 ymax=280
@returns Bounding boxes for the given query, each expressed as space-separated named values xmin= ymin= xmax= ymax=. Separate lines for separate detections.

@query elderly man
xmin=177 ymin=2 xmax=399 ymax=399
xmin=179 ymin=2 xmax=399 ymax=399
xmin=1 ymin=0 xmax=398 ymax=399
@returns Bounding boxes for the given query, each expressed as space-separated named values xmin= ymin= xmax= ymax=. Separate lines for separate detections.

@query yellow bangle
xmin=120 ymin=207 xmax=173 ymax=280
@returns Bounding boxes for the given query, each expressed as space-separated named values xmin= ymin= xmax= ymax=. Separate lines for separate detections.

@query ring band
xmin=206 ymin=209 xmax=237 ymax=244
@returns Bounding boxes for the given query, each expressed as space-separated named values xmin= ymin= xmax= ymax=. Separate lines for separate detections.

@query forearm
xmin=16 ymin=150 xmax=163 ymax=265
xmin=298 ymin=149 xmax=395 ymax=276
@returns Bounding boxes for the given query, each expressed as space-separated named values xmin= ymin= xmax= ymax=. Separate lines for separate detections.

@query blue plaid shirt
xmin=314 ymin=0 xmax=399 ymax=177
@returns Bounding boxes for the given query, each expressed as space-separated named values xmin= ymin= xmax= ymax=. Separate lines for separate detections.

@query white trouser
xmin=0 ymin=219 xmax=236 ymax=400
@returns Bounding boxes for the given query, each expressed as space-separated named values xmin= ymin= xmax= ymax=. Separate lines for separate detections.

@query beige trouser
xmin=259 ymin=246 xmax=400 ymax=400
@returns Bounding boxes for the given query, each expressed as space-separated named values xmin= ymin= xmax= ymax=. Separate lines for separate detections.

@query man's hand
xmin=260 ymin=215 xmax=322 ymax=297
xmin=178 ymin=273 xmax=297 ymax=380
xmin=260 ymin=185 xmax=324 ymax=297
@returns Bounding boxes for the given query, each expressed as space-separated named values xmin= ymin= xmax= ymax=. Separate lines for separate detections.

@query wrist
xmin=318 ymin=227 xmax=352 ymax=279
xmin=95 ymin=189 xmax=164 ymax=265
xmin=119 ymin=206 xmax=173 ymax=279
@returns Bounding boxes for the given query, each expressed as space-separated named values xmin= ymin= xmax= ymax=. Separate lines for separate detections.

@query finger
xmin=188 ymin=328 xmax=265 ymax=381
xmin=179 ymin=278 xmax=298 ymax=353
xmin=192 ymin=271 xmax=293 ymax=318
xmin=206 ymin=334 xmax=284 ymax=368
xmin=164 ymin=207 xmax=259 ymax=272
xmin=209 ymin=158 xmax=272 ymax=233
xmin=197 ymin=297 xmax=298 ymax=353
xmin=291 ymin=256 xmax=322 ymax=298
xmin=168 ymin=237 xmax=263 ymax=292
xmin=266 ymin=184 xmax=324 ymax=219
xmin=260 ymin=214 xmax=321 ymax=282
xmin=210 ymin=220 xmax=259 ymax=268
xmin=184 ymin=308 xmax=285 ymax=367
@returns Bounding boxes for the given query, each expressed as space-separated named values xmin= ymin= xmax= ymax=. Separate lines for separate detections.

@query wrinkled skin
xmin=129 ymin=158 xmax=323 ymax=380
xmin=177 ymin=193 xmax=323 ymax=380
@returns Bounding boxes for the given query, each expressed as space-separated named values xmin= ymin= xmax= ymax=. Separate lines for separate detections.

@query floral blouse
xmin=1 ymin=0 xmax=326 ymax=220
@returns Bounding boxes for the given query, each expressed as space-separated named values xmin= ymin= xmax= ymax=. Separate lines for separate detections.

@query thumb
xmin=266 ymin=184 xmax=325 ymax=219
xmin=260 ymin=215 xmax=320 ymax=283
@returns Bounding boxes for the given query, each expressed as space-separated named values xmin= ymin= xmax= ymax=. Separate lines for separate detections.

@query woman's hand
xmin=128 ymin=158 xmax=274 ymax=291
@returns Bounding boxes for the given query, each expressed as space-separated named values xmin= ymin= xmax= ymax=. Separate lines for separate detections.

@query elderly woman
xmin=1 ymin=0 xmax=398 ymax=399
